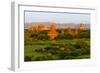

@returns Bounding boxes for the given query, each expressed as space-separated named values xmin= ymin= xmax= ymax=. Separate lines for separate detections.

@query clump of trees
xmin=48 ymin=24 xmax=58 ymax=40
xmin=24 ymin=23 xmax=90 ymax=45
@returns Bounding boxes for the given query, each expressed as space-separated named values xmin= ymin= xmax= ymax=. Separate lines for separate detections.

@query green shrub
xmin=44 ymin=45 xmax=58 ymax=51
xmin=24 ymin=56 xmax=32 ymax=61
xmin=34 ymin=55 xmax=46 ymax=61
xmin=76 ymin=30 xmax=90 ymax=39
xmin=24 ymin=37 xmax=32 ymax=45
xmin=75 ymin=39 xmax=90 ymax=49
xmin=34 ymin=48 xmax=46 ymax=52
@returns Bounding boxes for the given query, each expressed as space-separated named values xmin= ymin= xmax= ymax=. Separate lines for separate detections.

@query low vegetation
xmin=24 ymin=24 xmax=90 ymax=61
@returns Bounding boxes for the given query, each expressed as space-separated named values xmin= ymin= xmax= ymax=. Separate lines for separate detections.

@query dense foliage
xmin=24 ymin=29 xmax=90 ymax=61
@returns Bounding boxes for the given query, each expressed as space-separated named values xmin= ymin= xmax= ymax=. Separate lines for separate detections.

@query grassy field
xmin=24 ymin=36 xmax=90 ymax=61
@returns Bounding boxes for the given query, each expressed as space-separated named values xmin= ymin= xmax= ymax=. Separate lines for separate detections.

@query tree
xmin=75 ymin=29 xmax=78 ymax=35
xmin=61 ymin=24 xmax=64 ymax=35
xmin=28 ymin=26 xmax=34 ymax=31
xmin=48 ymin=23 xmax=58 ymax=40
xmin=78 ymin=23 xmax=85 ymax=33
xmin=28 ymin=25 xmax=38 ymax=32
xmin=67 ymin=25 xmax=74 ymax=36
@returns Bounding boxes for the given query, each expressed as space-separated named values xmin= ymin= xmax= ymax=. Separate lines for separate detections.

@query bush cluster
xmin=25 ymin=39 xmax=90 ymax=61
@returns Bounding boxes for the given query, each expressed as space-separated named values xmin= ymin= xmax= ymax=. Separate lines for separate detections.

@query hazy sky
xmin=25 ymin=11 xmax=90 ymax=24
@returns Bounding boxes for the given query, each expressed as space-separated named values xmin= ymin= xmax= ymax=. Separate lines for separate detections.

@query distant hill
xmin=24 ymin=22 xmax=90 ymax=30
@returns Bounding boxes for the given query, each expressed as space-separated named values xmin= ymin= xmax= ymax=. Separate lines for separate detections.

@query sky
xmin=25 ymin=11 xmax=90 ymax=24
